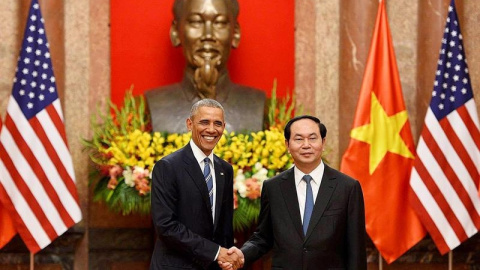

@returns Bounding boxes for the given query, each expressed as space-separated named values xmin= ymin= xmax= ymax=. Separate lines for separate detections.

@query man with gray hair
xmin=150 ymin=99 xmax=240 ymax=269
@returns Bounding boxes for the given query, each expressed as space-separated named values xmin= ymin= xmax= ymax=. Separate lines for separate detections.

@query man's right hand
xmin=217 ymin=246 xmax=244 ymax=270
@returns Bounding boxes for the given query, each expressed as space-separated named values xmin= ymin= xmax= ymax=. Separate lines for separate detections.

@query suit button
xmin=303 ymin=248 xmax=307 ymax=253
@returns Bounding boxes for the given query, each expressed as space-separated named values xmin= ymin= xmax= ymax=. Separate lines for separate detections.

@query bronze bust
xmin=145 ymin=0 xmax=266 ymax=133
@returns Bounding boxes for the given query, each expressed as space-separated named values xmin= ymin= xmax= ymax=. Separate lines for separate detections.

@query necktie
xmin=303 ymin=175 xmax=314 ymax=235
xmin=204 ymin=158 xmax=214 ymax=209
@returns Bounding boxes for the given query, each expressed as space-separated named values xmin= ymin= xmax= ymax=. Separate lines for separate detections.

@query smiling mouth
xmin=203 ymin=135 xmax=217 ymax=141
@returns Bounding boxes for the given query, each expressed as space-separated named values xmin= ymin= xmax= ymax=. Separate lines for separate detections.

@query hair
xmin=173 ymin=0 xmax=240 ymax=20
xmin=190 ymin=98 xmax=225 ymax=119
xmin=284 ymin=115 xmax=327 ymax=141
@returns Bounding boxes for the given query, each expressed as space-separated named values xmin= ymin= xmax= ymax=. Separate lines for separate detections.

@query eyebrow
xmin=294 ymin=133 xmax=317 ymax=137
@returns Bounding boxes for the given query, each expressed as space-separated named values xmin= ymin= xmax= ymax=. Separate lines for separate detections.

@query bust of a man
xmin=145 ymin=0 xmax=266 ymax=133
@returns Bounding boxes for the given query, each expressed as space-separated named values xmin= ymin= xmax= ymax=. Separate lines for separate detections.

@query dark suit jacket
xmin=241 ymin=165 xmax=367 ymax=270
xmin=150 ymin=143 xmax=234 ymax=270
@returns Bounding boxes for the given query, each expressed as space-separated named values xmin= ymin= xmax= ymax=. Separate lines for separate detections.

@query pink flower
xmin=135 ymin=178 xmax=151 ymax=196
xmin=107 ymin=177 xmax=118 ymax=190
xmin=245 ymin=178 xmax=261 ymax=200
xmin=133 ymin=166 xmax=149 ymax=180
xmin=233 ymin=189 xmax=239 ymax=209
xmin=109 ymin=165 xmax=123 ymax=178
xmin=107 ymin=165 xmax=123 ymax=189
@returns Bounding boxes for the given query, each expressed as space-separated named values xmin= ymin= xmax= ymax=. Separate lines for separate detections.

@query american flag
xmin=0 ymin=0 xmax=82 ymax=253
xmin=409 ymin=0 xmax=480 ymax=254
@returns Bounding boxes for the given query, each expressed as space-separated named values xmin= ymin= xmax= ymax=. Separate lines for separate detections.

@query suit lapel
xmin=305 ymin=165 xmax=338 ymax=240
xmin=213 ymin=156 xmax=225 ymax=230
xmin=279 ymin=168 xmax=304 ymax=240
xmin=182 ymin=144 xmax=213 ymax=222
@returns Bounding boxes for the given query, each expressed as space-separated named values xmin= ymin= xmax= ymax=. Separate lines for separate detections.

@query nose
xmin=206 ymin=122 xmax=216 ymax=132
xmin=301 ymin=138 xmax=311 ymax=148
xmin=202 ymin=21 xmax=214 ymax=40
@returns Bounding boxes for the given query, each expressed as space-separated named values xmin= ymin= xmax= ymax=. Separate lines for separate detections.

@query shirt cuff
xmin=214 ymin=246 xmax=221 ymax=261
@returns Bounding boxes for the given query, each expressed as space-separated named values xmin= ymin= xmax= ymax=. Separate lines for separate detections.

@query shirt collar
xmin=294 ymin=161 xmax=325 ymax=187
xmin=190 ymin=140 xmax=215 ymax=166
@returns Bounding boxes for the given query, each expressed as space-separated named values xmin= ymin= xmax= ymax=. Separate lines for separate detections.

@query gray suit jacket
xmin=241 ymin=165 xmax=367 ymax=270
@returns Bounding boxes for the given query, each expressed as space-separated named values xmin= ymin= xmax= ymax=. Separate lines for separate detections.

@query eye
xmin=214 ymin=121 xmax=224 ymax=127
xmin=213 ymin=18 xmax=229 ymax=28
xmin=188 ymin=15 xmax=203 ymax=27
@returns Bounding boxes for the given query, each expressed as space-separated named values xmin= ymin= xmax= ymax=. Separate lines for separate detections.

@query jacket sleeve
xmin=151 ymin=158 xmax=219 ymax=267
xmin=241 ymin=181 xmax=274 ymax=265
xmin=223 ymin=163 xmax=234 ymax=248
xmin=346 ymin=180 xmax=367 ymax=270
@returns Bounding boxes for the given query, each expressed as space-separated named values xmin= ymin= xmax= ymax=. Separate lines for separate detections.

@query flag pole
xmin=30 ymin=252 xmax=34 ymax=270
xmin=379 ymin=253 xmax=383 ymax=270
xmin=448 ymin=251 xmax=452 ymax=270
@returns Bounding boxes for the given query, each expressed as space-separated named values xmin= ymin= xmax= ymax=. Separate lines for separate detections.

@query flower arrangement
xmin=83 ymin=81 xmax=298 ymax=232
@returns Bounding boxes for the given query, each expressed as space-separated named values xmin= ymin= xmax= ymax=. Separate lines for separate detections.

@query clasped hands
xmin=217 ymin=247 xmax=244 ymax=270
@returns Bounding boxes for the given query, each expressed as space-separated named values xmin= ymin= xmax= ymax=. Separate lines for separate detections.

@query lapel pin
xmin=220 ymin=172 xmax=224 ymax=176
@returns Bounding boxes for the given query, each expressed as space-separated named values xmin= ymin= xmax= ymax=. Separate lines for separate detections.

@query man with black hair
xmin=220 ymin=115 xmax=367 ymax=270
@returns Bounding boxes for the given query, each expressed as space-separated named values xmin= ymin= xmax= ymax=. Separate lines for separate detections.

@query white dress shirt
xmin=294 ymin=161 xmax=325 ymax=223
xmin=189 ymin=141 xmax=221 ymax=260
xmin=190 ymin=140 xmax=217 ymax=222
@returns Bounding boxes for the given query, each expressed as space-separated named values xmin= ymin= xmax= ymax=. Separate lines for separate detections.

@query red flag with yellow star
xmin=340 ymin=0 xmax=426 ymax=263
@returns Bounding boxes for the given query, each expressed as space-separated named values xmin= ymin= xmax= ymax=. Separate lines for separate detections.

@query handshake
xmin=217 ymin=246 xmax=244 ymax=270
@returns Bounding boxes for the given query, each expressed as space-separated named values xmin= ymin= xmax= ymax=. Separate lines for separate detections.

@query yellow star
xmin=350 ymin=92 xmax=414 ymax=175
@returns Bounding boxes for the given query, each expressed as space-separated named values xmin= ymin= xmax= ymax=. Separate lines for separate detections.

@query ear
xmin=186 ymin=117 xmax=193 ymax=131
xmin=231 ymin=23 xmax=241 ymax=48
xmin=170 ymin=21 xmax=181 ymax=47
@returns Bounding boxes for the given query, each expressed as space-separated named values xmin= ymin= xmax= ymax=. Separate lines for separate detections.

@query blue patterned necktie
xmin=303 ymin=175 xmax=314 ymax=235
xmin=204 ymin=158 xmax=214 ymax=209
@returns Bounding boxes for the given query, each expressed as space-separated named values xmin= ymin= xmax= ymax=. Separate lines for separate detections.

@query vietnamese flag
xmin=340 ymin=0 xmax=426 ymax=263
xmin=0 ymin=116 xmax=16 ymax=249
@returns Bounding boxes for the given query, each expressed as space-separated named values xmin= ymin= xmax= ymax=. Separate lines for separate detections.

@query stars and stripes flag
xmin=0 ymin=0 xmax=82 ymax=253
xmin=409 ymin=0 xmax=480 ymax=255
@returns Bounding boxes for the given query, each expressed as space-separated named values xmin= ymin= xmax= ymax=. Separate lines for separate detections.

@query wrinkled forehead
xmin=191 ymin=106 xmax=225 ymax=122
xmin=173 ymin=0 xmax=238 ymax=20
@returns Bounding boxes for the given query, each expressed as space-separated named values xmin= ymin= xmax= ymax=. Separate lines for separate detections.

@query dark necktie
xmin=204 ymin=158 xmax=214 ymax=209
xmin=303 ymin=175 xmax=314 ymax=235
